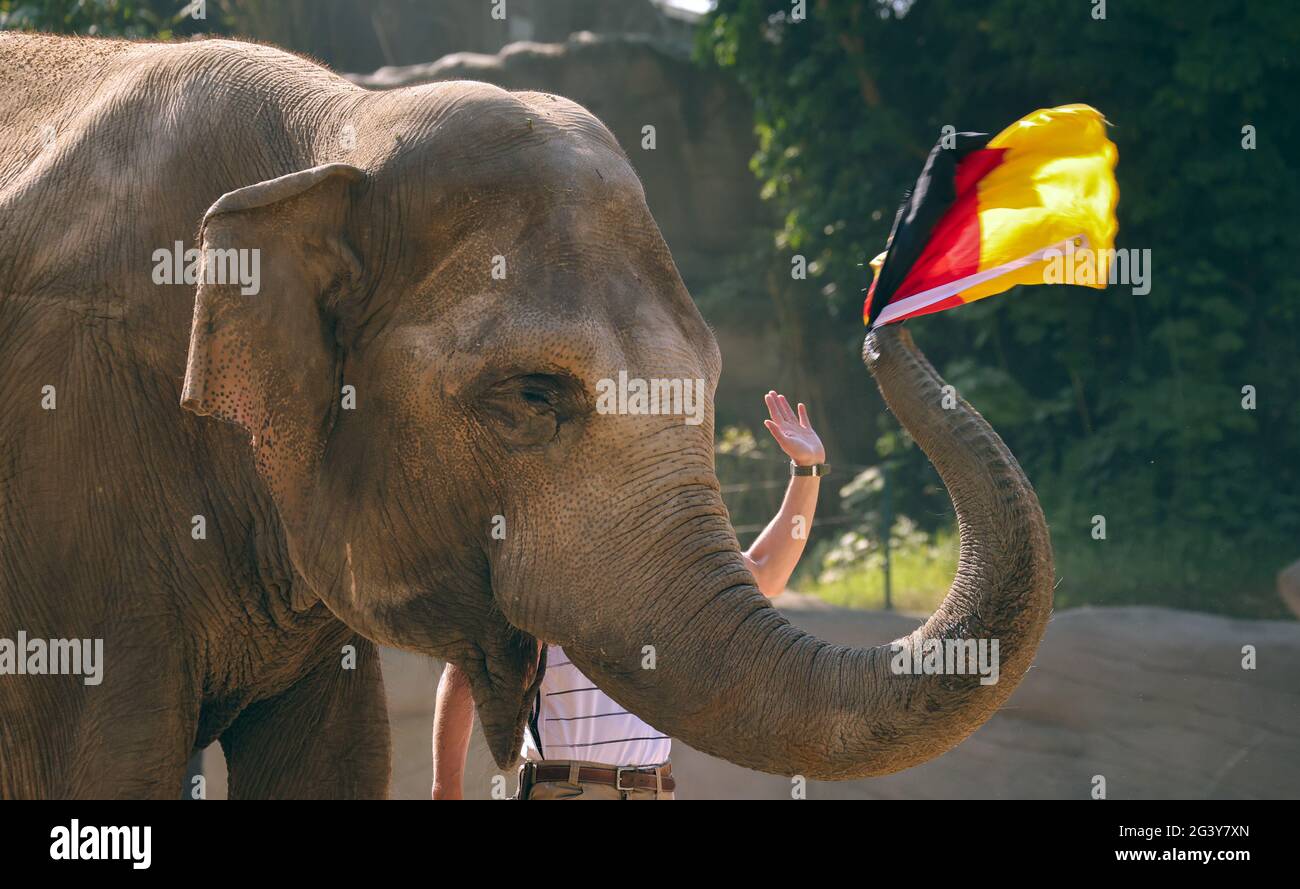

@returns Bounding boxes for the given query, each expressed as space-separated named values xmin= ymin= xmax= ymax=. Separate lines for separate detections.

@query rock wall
xmin=226 ymin=0 xmax=686 ymax=75
xmin=348 ymin=32 xmax=770 ymax=298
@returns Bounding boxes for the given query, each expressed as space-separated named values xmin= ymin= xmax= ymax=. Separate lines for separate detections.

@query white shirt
xmin=522 ymin=645 xmax=671 ymax=768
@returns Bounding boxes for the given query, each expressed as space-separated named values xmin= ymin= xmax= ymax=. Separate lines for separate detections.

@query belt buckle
xmin=517 ymin=762 xmax=535 ymax=799
xmin=615 ymin=766 xmax=638 ymax=793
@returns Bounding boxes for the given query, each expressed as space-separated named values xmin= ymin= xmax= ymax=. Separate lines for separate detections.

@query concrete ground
xmin=199 ymin=595 xmax=1300 ymax=799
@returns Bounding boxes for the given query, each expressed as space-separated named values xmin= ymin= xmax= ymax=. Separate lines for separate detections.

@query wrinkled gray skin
xmin=0 ymin=35 xmax=1053 ymax=798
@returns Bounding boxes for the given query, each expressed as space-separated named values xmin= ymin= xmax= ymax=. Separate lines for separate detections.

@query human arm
xmin=431 ymin=662 xmax=475 ymax=800
xmin=742 ymin=392 xmax=826 ymax=598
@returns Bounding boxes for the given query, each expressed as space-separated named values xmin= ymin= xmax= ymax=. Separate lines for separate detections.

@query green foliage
xmin=702 ymin=0 xmax=1300 ymax=616
xmin=0 ymin=0 xmax=212 ymax=37
xmin=804 ymin=519 xmax=1290 ymax=619
xmin=810 ymin=522 xmax=957 ymax=613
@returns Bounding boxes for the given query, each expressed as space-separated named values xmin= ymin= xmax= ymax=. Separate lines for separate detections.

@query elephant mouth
xmin=366 ymin=576 xmax=546 ymax=768
xmin=462 ymin=622 xmax=546 ymax=768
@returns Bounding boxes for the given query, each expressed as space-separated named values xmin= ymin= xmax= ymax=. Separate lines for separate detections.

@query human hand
xmin=762 ymin=391 xmax=825 ymax=466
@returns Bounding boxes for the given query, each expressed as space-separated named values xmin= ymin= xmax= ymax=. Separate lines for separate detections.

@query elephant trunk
xmin=559 ymin=324 xmax=1054 ymax=780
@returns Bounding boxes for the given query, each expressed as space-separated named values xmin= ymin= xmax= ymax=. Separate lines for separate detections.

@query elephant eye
xmin=477 ymin=372 xmax=585 ymax=448
xmin=519 ymin=382 xmax=554 ymax=408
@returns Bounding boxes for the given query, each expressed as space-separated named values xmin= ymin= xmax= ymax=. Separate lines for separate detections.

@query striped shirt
xmin=522 ymin=644 xmax=671 ymax=768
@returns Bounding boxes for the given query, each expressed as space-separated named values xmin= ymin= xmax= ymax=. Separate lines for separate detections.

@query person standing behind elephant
xmin=432 ymin=392 xmax=829 ymax=800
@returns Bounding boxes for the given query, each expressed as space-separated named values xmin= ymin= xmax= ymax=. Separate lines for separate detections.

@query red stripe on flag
xmin=955 ymin=147 xmax=1006 ymax=194
xmin=889 ymin=148 xmax=1007 ymax=302
xmin=900 ymin=293 xmax=967 ymax=321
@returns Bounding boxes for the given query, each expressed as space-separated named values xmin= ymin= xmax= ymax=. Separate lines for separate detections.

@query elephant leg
xmin=220 ymin=635 xmax=390 ymax=799
xmin=0 ymin=673 xmax=197 ymax=800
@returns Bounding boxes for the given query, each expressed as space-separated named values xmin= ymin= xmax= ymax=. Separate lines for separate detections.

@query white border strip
xmin=872 ymin=233 xmax=1087 ymax=328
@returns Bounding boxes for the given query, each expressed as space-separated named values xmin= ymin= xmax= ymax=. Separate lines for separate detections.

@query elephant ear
xmin=182 ymin=164 xmax=366 ymax=534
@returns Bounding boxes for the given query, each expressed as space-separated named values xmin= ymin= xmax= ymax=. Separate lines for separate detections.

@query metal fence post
xmin=882 ymin=461 xmax=893 ymax=611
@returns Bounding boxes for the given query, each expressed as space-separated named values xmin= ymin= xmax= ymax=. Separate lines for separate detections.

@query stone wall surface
xmin=348 ymin=32 xmax=770 ymax=297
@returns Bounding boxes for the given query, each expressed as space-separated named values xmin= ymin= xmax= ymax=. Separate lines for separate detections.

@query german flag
xmin=864 ymin=104 xmax=1119 ymax=329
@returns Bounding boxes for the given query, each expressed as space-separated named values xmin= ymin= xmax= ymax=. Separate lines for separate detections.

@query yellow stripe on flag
xmin=962 ymin=104 xmax=1119 ymax=303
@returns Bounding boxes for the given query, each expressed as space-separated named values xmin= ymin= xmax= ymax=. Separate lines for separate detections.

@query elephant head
xmin=180 ymin=82 xmax=1053 ymax=777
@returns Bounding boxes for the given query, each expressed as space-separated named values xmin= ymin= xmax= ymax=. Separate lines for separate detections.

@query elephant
xmin=0 ymin=33 xmax=1053 ymax=798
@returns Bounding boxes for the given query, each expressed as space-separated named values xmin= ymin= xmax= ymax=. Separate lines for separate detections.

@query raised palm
xmin=762 ymin=391 xmax=826 ymax=466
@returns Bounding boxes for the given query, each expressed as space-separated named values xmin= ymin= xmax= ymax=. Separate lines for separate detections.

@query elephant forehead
xmin=451 ymin=282 xmax=712 ymax=378
xmin=374 ymin=311 xmax=713 ymax=415
xmin=375 ymin=258 xmax=709 ymax=396
xmin=377 ymin=308 xmax=622 ymax=399
xmin=372 ymin=81 xmax=641 ymax=209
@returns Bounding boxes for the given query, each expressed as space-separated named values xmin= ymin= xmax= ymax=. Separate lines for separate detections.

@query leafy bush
xmin=0 ymin=0 xmax=212 ymax=37
xmin=811 ymin=521 xmax=956 ymax=613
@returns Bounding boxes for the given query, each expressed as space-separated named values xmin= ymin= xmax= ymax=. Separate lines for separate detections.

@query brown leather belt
xmin=524 ymin=761 xmax=675 ymax=793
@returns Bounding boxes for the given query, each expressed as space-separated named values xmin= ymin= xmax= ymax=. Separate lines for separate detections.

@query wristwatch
xmin=791 ymin=461 xmax=831 ymax=477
